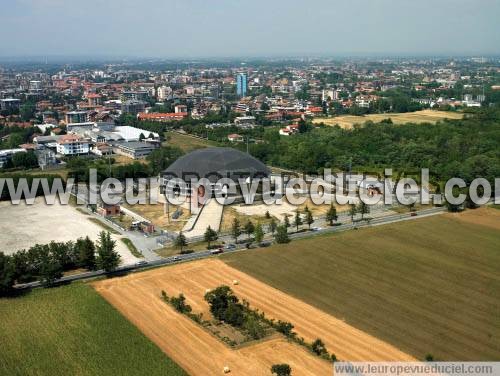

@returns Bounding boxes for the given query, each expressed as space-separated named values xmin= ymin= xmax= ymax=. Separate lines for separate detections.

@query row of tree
xmin=0 ymin=231 xmax=120 ymax=295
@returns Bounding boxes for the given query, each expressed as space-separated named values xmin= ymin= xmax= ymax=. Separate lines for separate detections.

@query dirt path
xmin=94 ymin=259 xmax=413 ymax=375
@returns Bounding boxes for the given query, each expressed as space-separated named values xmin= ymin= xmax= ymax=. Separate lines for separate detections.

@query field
xmin=94 ymin=259 xmax=412 ymax=376
xmin=0 ymin=283 xmax=186 ymax=376
xmin=223 ymin=210 xmax=500 ymax=360
xmin=313 ymin=109 xmax=464 ymax=129
xmin=0 ymin=199 xmax=137 ymax=265
xmin=166 ymin=131 xmax=216 ymax=152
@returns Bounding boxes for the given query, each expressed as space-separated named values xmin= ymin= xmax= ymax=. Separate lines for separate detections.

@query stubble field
xmin=94 ymin=259 xmax=412 ymax=376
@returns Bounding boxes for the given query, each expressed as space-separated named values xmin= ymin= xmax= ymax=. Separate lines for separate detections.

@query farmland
xmin=313 ymin=109 xmax=464 ymax=129
xmin=223 ymin=209 xmax=500 ymax=361
xmin=94 ymin=259 xmax=412 ymax=376
xmin=0 ymin=284 xmax=186 ymax=376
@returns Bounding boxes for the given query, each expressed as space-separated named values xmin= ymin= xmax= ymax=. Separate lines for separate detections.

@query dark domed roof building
xmin=163 ymin=147 xmax=270 ymax=182
xmin=160 ymin=148 xmax=271 ymax=211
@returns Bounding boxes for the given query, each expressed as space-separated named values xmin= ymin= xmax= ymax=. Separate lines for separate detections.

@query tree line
xmin=0 ymin=231 xmax=120 ymax=295
xmin=244 ymin=106 xmax=500 ymax=184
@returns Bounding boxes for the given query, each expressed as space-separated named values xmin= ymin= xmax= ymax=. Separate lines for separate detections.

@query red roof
xmin=137 ymin=112 xmax=188 ymax=120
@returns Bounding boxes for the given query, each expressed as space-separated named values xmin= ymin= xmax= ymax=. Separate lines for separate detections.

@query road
xmin=15 ymin=205 xmax=446 ymax=290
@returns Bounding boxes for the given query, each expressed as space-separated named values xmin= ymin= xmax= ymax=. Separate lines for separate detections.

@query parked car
xmin=135 ymin=260 xmax=148 ymax=266
xmin=172 ymin=256 xmax=181 ymax=261
xmin=258 ymin=241 xmax=272 ymax=247
xmin=210 ymin=248 xmax=223 ymax=255
xmin=224 ymin=244 xmax=236 ymax=250
xmin=410 ymin=212 xmax=418 ymax=216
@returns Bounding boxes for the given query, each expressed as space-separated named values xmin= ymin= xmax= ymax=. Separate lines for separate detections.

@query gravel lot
xmin=0 ymin=198 xmax=138 ymax=265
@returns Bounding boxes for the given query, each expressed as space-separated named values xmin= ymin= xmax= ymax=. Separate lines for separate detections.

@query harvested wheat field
xmin=313 ymin=110 xmax=463 ymax=129
xmin=448 ymin=206 xmax=500 ymax=231
xmin=94 ymin=259 xmax=412 ymax=376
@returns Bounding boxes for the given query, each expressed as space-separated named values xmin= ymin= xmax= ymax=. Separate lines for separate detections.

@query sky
xmin=1 ymin=0 xmax=499 ymax=58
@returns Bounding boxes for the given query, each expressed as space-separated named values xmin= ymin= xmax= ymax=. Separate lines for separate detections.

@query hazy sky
xmin=1 ymin=0 xmax=499 ymax=58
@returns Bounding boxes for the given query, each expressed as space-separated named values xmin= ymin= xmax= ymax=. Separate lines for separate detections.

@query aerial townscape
xmin=0 ymin=1 xmax=499 ymax=376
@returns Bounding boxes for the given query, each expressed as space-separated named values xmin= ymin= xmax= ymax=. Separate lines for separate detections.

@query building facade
xmin=236 ymin=73 xmax=248 ymax=97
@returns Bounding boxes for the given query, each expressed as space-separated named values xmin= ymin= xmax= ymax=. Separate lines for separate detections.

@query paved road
xmin=15 ymin=206 xmax=446 ymax=290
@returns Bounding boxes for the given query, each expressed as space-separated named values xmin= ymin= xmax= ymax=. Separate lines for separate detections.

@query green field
xmin=223 ymin=214 xmax=500 ymax=361
xmin=165 ymin=131 xmax=216 ymax=153
xmin=0 ymin=284 xmax=186 ymax=376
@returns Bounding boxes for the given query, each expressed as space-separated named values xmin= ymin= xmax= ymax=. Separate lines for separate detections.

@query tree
xmin=244 ymin=315 xmax=266 ymax=339
xmin=304 ymin=207 xmax=314 ymax=229
xmin=311 ymin=338 xmax=328 ymax=356
xmin=275 ymin=320 xmax=294 ymax=337
xmin=174 ymin=231 xmax=188 ymax=252
xmin=96 ymin=231 xmax=121 ymax=272
xmin=0 ymin=252 xmax=16 ymax=296
xmin=275 ymin=225 xmax=290 ymax=244
xmin=271 ymin=364 xmax=292 ymax=376
xmin=146 ymin=146 xmax=184 ymax=175
xmin=204 ymin=226 xmax=218 ymax=249
xmin=38 ymin=252 xmax=63 ymax=287
xmin=425 ymin=354 xmax=434 ymax=361
xmin=11 ymin=151 xmax=39 ymax=169
xmin=283 ymin=214 xmax=290 ymax=229
xmin=75 ymin=236 xmax=95 ymax=269
xmin=294 ymin=211 xmax=302 ymax=231
xmin=265 ymin=210 xmax=271 ymax=219
xmin=349 ymin=204 xmax=357 ymax=221
xmin=358 ymin=202 xmax=370 ymax=220
xmin=170 ymin=293 xmax=192 ymax=314
xmin=244 ymin=221 xmax=255 ymax=240
xmin=139 ymin=133 xmax=145 ymax=141
xmin=326 ymin=204 xmax=338 ymax=226
xmin=269 ymin=218 xmax=277 ymax=234
xmin=204 ymin=285 xmax=245 ymax=326
xmin=254 ymin=224 xmax=264 ymax=244
xmin=231 ymin=218 xmax=242 ymax=243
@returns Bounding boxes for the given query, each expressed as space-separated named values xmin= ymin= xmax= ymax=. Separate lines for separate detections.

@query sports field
xmin=223 ymin=209 xmax=500 ymax=361
xmin=94 ymin=259 xmax=412 ymax=376
xmin=0 ymin=284 xmax=186 ymax=376
xmin=313 ymin=110 xmax=463 ymax=129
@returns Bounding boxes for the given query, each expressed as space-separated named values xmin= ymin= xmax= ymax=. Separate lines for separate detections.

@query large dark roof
xmin=163 ymin=147 xmax=270 ymax=181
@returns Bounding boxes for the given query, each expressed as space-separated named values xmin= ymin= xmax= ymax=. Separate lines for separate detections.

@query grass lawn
xmin=222 ymin=213 xmax=500 ymax=361
xmin=121 ymin=238 xmax=143 ymax=258
xmin=87 ymin=217 xmax=120 ymax=235
xmin=165 ymin=131 xmax=216 ymax=152
xmin=0 ymin=283 xmax=186 ymax=376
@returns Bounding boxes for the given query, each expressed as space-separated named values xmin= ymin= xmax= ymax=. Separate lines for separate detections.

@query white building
xmin=56 ymin=135 xmax=90 ymax=156
xmin=157 ymin=86 xmax=173 ymax=101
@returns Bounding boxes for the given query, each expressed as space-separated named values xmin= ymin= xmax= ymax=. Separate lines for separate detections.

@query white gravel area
xmin=0 ymin=198 xmax=138 ymax=265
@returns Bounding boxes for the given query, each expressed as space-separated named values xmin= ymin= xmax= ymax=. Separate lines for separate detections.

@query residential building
xmin=121 ymin=100 xmax=147 ymax=114
xmin=174 ymin=104 xmax=188 ymax=113
xmin=236 ymin=73 xmax=248 ymax=97
xmin=227 ymin=133 xmax=244 ymax=142
xmin=56 ymin=135 xmax=90 ymax=156
xmin=65 ymin=111 xmax=88 ymax=124
xmin=0 ymin=98 xmax=21 ymax=112
xmin=137 ymin=112 xmax=187 ymax=122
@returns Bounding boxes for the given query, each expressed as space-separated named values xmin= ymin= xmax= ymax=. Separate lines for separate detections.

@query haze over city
xmin=1 ymin=0 xmax=500 ymax=58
